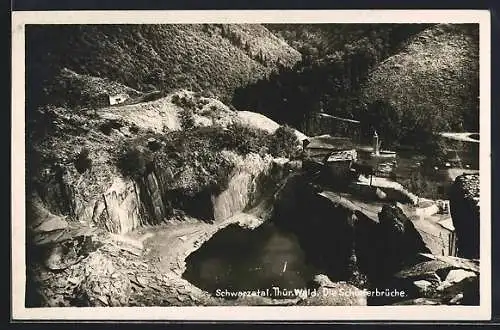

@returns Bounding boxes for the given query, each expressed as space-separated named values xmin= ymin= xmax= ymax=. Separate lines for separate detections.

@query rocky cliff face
xmin=26 ymin=89 xmax=299 ymax=307
xmin=29 ymin=142 xmax=284 ymax=236
xmin=269 ymin=173 xmax=480 ymax=306
xmin=449 ymin=174 xmax=480 ymax=259
xmin=271 ymin=177 xmax=430 ymax=290
xmin=27 ymin=91 xmax=296 ymax=236
xmin=376 ymin=204 xmax=431 ymax=273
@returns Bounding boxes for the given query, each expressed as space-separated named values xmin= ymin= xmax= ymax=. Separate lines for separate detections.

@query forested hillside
xmin=361 ymin=24 xmax=479 ymax=147
xmin=266 ymin=24 xmax=431 ymax=61
xmin=27 ymin=23 xmax=479 ymax=152
xmin=233 ymin=25 xmax=430 ymax=134
xmin=233 ymin=23 xmax=479 ymax=150
xmin=26 ymin=24 xmax=301 ymax=109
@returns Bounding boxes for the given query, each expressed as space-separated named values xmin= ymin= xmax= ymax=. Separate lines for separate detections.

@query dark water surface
xmin=183 ymin=222 xmax=322 ymax=298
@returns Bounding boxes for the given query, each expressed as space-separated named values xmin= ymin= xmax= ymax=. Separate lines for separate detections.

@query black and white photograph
xmin=11 ymin=10 xmax=491 ymax=321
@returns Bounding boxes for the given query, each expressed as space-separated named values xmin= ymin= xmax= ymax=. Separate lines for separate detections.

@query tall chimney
xmin=373 ymin=130 xmax=380 ymax=156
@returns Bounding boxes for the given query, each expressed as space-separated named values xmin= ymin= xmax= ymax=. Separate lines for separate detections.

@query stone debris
xmin=393 ymin=297 xmax=441 ymax=305
xmin=391 ymin=255 xmax=479 ymax=305
xmin=42 ymin=235 xmax=103 ymax=271
xmin=443 ymin=269 xmax=477 ymax=285
xmin=419 ymin=253 xmax=479 ymax=273
xmin=413 ymin=280 xmax=433 ymax=292
xmin=27 ymin=173 xmax=480 ymax=308
xmin=436 ymin=269 xmax=477 ymax=293
xmin=449 ymin=293 xmax=464 ymax=304
xmin=395 ymin=260 xmax=452 ymax=280
xmin=109 ymin=233 xmax=144 ymax=250
xmin=28 ymin=225 xmax=222 ymax=307
xmin=32 ymin=216 xmax=68 ymax=233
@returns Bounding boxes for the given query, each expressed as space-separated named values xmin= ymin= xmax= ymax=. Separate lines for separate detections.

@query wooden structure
xmin=312 ymin=113 xmax=362 ymax=141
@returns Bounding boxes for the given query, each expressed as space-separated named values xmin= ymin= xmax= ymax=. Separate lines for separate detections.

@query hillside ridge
xmin=361 ymin=23 xmax=479 ymax=145
xmin=27 ymin=24 xmax=301 ymax=108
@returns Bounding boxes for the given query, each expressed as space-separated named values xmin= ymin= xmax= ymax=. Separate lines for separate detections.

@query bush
xmin=179 ymin=108 xmax=195 ymax=130
xmin=171 ymin=94 xmax=197 ymax=111
xmin=268 ymin=125 xmax=299 ymax=158
xmin=129 ymin=124 xmax=140 ymax=134
xmin=201 ymin=90 xmax=215 ymax=98
xmin=74 ymin=147 xmax=92 ymax=173
xmin=151 ymin=128 xmax=237 ymax=196
xmin=147 ymin=138 xmax=162 ymax=152
xmin=117 ymin=146 xmax=153 ymax=178
xmin=171 ymin=94 xmax=181 ymax=106
xmin=421 ymin=134 xmax=448 ymax=168
xmin=99 ymin=119 xmax=123 ymax=135
xmin=222 ymin=123 xmax=270 ymax=155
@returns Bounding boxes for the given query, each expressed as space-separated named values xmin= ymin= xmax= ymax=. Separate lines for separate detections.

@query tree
xmin=364 ymin=100 xmax=401 ymax=146
xmin=421 ymin=134 xmax=448 ymax=169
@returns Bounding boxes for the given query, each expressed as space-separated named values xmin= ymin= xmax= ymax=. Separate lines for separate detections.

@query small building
xmin=109 ymin=93 xmax=129 ymax=106
xmin=436 ymin=199 xmax=451 ymax=215
xmin=325 ymin=149 xmax=358 ymax=163
xmin=322 ymin=149 xmax=358 ymax=185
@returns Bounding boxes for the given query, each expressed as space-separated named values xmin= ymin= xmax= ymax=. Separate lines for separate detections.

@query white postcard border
xmin=11 ymin=9 xmax=492 ymax=321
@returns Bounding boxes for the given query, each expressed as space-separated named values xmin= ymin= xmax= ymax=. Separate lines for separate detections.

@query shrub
xmin=171 ymin=94 xmax=181 ymax=106
xmin=99 ymin=119 xmax=123 ymax=135
xmin=129 ymin=124 xmax=140 ymax=134
xmin=117 ymin=146 xmax=153 ymax=178
xmin=74 ymin=147 xmax=92 ymax=173
xmin=222 ymin=123 xmax=270 ymax=155
xmin=201 ymin=90 xmax=215 ymax=98
xmin=268 ymin=125 xmax=299 ymax=158
xmin=147 ymin=138 xmax=162 ymax=152
xmin=421 ymin=134 xmax=448 ymax=168
xmin=151 ymin=128 xmax=237 ymax=197
xmin=171 ymin=94 xmax=197 ymax=111
xmin=179 ymin=108 xmax=195 ymax=130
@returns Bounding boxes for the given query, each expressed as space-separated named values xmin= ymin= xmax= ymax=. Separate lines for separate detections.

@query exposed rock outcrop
xmin=298 ymin=274 xmax=367 ymax=306
xmin=27 ymin=91 xmax=299 ymax=235
xmin=388 ymin=254 xmax=479 ymax=305
xmin=377 ymin=204 xmax=431 ymax=274
xmin=26 ymin=88 xmax=308 ymax=307
xmin=449 ymin=174 xmax=480 ymax=259
xmin=272 ymin=177 xmax=430 ymax=290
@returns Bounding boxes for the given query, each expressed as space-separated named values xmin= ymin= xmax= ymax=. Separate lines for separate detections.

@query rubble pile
xmin=29 ymin=231 xmax=208 ymax=307
xmin=391 ymin=253 xmax=479 ymax=305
